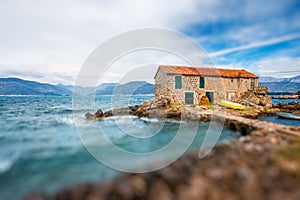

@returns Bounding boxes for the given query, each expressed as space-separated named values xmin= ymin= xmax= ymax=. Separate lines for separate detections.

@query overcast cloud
xmin=0 ymin=0 xmax=299 ymax=84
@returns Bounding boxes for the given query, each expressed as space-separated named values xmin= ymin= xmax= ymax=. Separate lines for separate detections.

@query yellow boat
xmin=218 ymin=100 xmax=246 ymax=110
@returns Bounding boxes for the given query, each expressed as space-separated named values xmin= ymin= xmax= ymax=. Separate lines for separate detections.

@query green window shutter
xmin=199 ymin=77 xmax=205 ymax=88
xmin=250 ymin=78 xmax=255 ymax=89
xmin=185 ymin=92 xmax=194 ymax=104
xmin=175 ymin=76 xmax=182 ymax=89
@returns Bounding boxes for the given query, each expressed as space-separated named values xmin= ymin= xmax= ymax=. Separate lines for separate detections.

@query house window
xmin=250 ymin=78 xmax=255 ymax=89
xmin=185 ymin=92 xmax=194 ymax=104
xmin=227 ymin=92 xmax=236 ymax=101
xmin=231 ymin=79 xmax=234 ymax=83
xmin=175 ymin=76 xmax=182 ymax=89
xmin=199 ymin=77 xmax=205 ymax=88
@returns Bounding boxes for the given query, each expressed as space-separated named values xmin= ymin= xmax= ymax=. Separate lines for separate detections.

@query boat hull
xmin=218 ymin=100 xmax=246 ymax=110
xmin=276 ymin=112 xmax=300 ymax=120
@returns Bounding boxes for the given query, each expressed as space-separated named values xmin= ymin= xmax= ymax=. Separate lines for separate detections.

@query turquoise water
xmin=272 ymin=98 xmax=300 ymax=104
xmin=0 ymin=96 xmax=239 ymax=199
xmin=265 ymin=98 xmax=300 ymax=126
xmin=259 ymin=116 xmax=300 ymax=126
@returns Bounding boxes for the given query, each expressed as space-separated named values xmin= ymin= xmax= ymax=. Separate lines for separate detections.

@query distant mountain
xmin=259 ymin=75 xmax=300 ymax=92
xmin=57 ymin=83 xmax=95 ymax=96
xmin=0 ymin=78 xmax=72 ymax=96
xmin=0 ymin=78 xmax=155 ymax=96
xmin=291 ymin=75 xmax=300 ymax=83
xmin=95 ymin=83 xmax=119 ymax=95
xmin=56 ymin=83 xmax=74 ymax=91
xmin=259 ymin=82 xmax=300 ymax=93
xmin=259 ymin=76 xmax=287 ymax=83
xmin=259 ymin=75 xmax=300 ymax=83
xmin=1 ymin=76 xmax=297 ymax=95
xmin=95 ymin=81 xmax=154 ymax=95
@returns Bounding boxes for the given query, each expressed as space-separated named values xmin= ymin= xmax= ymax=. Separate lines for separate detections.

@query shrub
xmin=258 ymin=100 xmax=266 ymax=106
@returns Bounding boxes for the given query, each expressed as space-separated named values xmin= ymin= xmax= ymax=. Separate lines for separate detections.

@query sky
xmin=0 ymin=0 xmax=300 ymax=85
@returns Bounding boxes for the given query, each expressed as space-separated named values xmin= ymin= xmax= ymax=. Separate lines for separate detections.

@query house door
xmin=206 ymin=92 xmax=214 ymax=103
xmin=185 ymin=92 xmax=194 ymax=104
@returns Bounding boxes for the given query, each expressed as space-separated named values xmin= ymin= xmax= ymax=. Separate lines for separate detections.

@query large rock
xmin=28 ymin=126 xmax=300 ymax=200
xmin=238 ymin=87 xmax=272 ymax=107
xmin=95 ymin=109 xmax=104 ymax=118
xmin=85 ymin=95 xmax=182 ymax=120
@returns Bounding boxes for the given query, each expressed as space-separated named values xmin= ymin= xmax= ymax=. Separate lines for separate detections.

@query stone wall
xmin=155 ymin=68 xmax=259 ymax=104
xmin=221 ymin=78 xmax=259 ymax=102
xmin=254 ymin=86 xmax=268 ymax=95
xmin=154 ymin=69 xmax=168 ymax=96
xmin=238 ymin=86 xmax=272 ymax=107
xmin=203 ymin=76 xmax=225 ymax=103
xmin=173 ymin=75 xmax=201 ymax=104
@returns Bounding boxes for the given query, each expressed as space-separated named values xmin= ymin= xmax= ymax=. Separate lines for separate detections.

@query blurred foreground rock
xmin=48 ymin=95 xmax=300 ymax=200
xmin=26 ymin=129 xmax=300 ymax=200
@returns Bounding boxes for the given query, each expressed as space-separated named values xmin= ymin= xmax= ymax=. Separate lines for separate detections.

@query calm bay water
xmin=259 ymin=98 xmax=300 ymax=126
xmin=0 ymin=95 xmax=239 ymax=199
xmin=271 ymin=98 xmax=300 ymax=104
xmin=259 ymin=116 xmax=300 ymax=126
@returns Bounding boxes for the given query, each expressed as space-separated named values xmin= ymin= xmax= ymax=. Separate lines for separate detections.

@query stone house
xmin=154 ymin=65 xmax=259 ymax=104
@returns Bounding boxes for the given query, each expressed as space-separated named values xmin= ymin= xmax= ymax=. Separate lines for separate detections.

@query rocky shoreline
xmin=26 ymin=96 xmax=300 ymax=200
xmin=272 ymin=101 xmax=300 ymax=113
xmin=85 ymin=95 xmax=182 ymax=121
xmin=85 ymin=95 xmax=300 ymax=122
xmin=273 ymin=95 xmax=300 ymax=99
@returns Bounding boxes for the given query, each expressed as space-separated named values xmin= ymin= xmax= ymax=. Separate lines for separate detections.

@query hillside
xmin=259 ymin=75 xmax=300 ymax=92
xmin=0 ymin=78 xmax=155 ymax=96
xmin=0 ymin=78 xmax=72 ymax=96
xmin=57 ymin=84 xmax=95 ymax=96
xmin=95 ymin=83 xmax=119 ymax=95
xmin=95 ymin=81 xmax=154 ymax=95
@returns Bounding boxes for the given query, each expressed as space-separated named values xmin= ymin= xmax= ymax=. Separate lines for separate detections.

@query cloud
xmin=0 ymin=0 xmax=299 ymax=84
xmin=214 ymin=56 xmax=300 ymax=78
xmin=209 ymin=33 xmax=300 ymax=57
xmin=0 ymin=0 xmax=205 ymax=84
xmin=252 ymin=57 xmax=300 ymax=77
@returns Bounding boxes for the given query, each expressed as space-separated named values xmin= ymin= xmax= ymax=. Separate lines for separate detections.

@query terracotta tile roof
xmin=159 ymin=65 xmax=258 ymax=78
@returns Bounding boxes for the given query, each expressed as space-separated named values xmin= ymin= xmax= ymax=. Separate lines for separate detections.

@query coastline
xmin=85 ymin=95 xmax=300 ymax=135
xmin=272 ymin=95 xmax=300 ymax=99
xmin=26 ymin=96 xmax=300 ymax=200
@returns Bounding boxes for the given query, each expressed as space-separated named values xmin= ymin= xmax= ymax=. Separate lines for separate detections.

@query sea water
xmin=258 ymin=98 xmax=300 ymax=126
xmin=272 ymin=98 xmax=300 ymax=104
xmin=0 ymin=96 xmax=239 ymax=199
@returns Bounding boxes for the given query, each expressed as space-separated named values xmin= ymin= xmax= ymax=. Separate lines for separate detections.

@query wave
xmin=54 ymin=109 xmax=73 ymax=114
xmin=0 ymin=95 xmax=42 ymax=97
xmin=0 ymin=155 xmax=18 ymax=174
xmin=30 ymin=146 xmax=82 ymax=160
xmin=5 ymin=116 xmax=75 ymax=132
xmin=0 ymin=160 xmax=13 ymax=174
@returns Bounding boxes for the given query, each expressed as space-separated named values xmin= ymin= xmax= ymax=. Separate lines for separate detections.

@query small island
xmin=85 ymin=65 xmax=299 ymax=134
xmin=28 ymin=66 xmax=300 ymax=200
xmin=43 ymin=66 xmax=299 ymax=200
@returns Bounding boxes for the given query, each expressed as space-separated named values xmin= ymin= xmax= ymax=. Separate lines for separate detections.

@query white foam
xmin=0 ymin=158 xmax=15 ymax=174
xmin=139 ymin=117 xmax=160 ymax=123
xmin=59 ymin=117 xmax=74 ymax=125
